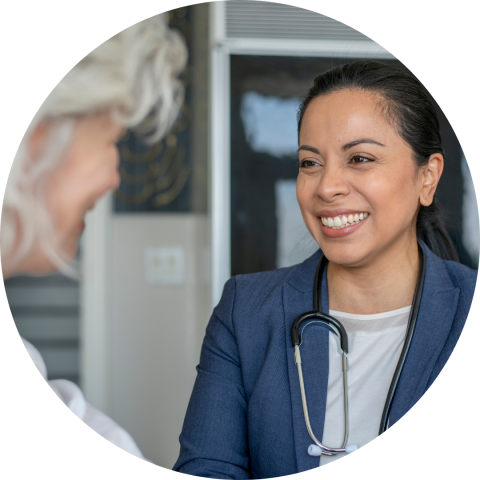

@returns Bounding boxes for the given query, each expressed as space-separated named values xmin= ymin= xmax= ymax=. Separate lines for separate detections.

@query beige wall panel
xmin=109 ymin=214 xmax=210 ymax=468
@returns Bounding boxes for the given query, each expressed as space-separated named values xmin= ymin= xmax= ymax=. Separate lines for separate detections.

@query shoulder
xmin=234 ymin=265 xmax=295 ymax=299
xmin=443 ymin=259 xmax=477 ymax=317
xmin=218 ymin=250 xmax=320 ymax=310
xmin=443 ymin=259 xmax=477 ymax=293
xmin=214 ymin=265 xmax=296 ymax=320
xmin=423 ymin=242 xmax=477 ymax=303
xmin=423 ymin=243 xmax=477 ymax=333
xmin=213 ymin=250 xmax=320 ymax=327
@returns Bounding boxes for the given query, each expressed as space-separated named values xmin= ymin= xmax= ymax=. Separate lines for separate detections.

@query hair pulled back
xmin=297 ymin=60 xmax=458 ymax=262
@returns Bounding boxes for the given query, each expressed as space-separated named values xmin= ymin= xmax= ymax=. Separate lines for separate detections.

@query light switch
xmin=144 ymin=246 xmax=185 ymax=286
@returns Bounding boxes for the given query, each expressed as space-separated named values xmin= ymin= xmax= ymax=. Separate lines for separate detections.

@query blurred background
xmin=4 ymin=0 xmax=478 ymax=469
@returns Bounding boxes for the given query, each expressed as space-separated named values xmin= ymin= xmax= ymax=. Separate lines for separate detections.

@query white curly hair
xmin=1 ymin=13 xmax=187 ymax=276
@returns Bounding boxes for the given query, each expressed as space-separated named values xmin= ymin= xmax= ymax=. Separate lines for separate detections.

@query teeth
xmin=320 ymin=212 xmax=369 ymax=230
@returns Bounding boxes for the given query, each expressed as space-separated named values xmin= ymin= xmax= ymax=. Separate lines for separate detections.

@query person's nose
xmin=315 ymin=164 xmax=350 ymax=202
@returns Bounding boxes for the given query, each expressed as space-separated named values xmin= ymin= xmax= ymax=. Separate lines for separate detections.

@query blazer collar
xmin=283 ymin=243 xmax=459 ymax=469
xmin=286 ymin=249 xmax=321 ymax=295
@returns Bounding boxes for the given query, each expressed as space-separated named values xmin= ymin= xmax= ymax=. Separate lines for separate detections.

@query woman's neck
xmin=327 ymin=237 xmax=420 ymax=315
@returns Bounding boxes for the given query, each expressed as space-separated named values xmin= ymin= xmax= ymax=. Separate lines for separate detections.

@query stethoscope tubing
xmin=294 ymin=344 xmax=350 ymax=455
xmin=291 ymin=242 xmax=426 ymax=455
xmin=378 ymin=242 xmax=426 ymax=433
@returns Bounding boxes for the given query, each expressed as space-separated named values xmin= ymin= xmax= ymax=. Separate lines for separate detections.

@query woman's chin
xmin=6 ymin=255 xmax=57 ymax=277
xmin=318 ymin=241 xmax=372 ymax=268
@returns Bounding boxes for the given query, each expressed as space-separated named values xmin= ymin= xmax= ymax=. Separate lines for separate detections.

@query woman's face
xmin=296 ymin=89 xmax=428 ymax=267
xmin=47 ymin=112 xmax=124 ymax=261
xmin=26 ymin=112 xmax=124 ymax=272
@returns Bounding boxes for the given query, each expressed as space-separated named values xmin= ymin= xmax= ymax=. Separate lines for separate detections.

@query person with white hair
xmin=1 ymin=14 xmax=187 ymax=459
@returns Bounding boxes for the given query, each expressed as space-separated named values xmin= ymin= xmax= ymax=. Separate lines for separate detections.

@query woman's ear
xmin=419 ymin=153 xmax=444 ymax=207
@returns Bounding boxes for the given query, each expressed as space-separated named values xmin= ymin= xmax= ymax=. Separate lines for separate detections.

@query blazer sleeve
xmin=173 ymin=277 xmax=251 ymax=479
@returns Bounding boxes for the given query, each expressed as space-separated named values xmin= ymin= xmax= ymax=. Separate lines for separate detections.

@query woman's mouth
xmin=317 ymin=211 xmax=369 ymax=238
xmin=320 ymin=212 xmax=369 ymax=229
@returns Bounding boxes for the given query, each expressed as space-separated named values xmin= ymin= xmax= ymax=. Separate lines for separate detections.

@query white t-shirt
xmin=319 ymin=306 xmax=411 ymax=466
xmin=22 ymin=338 xmax=145 ymax=460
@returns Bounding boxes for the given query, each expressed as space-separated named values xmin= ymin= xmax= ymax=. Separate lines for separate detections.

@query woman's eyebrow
xmin=298 ymin=139 xmax=385 ymax=154
xmin=298 ymin=145 xmax=320 ymax=154
xmin=342 ymin=138 xmax=386 ymax=151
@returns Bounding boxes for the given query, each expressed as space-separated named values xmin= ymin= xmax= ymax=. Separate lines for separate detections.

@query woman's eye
xmin=350 ymin=155 xmax=374 ymax=164
xmin=299 ymin=159 xmax=320 ymax=168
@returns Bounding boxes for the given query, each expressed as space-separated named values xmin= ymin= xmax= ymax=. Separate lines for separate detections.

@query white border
xmin=0 ymin=1 xmax=478 ymax=479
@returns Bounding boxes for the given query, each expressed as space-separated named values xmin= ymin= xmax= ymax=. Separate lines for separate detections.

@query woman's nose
xmin=316 ymin=165 xmax=350 ymax=201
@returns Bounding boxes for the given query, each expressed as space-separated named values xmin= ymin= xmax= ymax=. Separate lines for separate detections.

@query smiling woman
xmin=297 ymin=86 xmax=445 ymax=312
xmin=296 ymin=61 xmax=457 ymax=268
xmin=174 ymin=61 xmax=477 ymax=478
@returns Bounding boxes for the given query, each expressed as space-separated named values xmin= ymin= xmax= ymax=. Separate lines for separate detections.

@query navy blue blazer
xmin=174 ymin=244 xmax=476 ymax=479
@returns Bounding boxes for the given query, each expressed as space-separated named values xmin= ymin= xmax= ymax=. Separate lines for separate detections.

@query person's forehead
xmin=305 ymin=90 xmax=385 ymax=121
xmin=299 ymin=90 xmax=398 ymax=144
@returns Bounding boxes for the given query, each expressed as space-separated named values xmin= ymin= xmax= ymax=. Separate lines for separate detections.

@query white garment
xmin=319 ymin=306 xmax=411 ymax=466
xmin=22 ymin=338 xmax=144 ymax=459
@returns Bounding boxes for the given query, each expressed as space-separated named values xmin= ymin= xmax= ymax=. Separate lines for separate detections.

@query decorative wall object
xmin=115 ymin=7 xmax=198 ymax=213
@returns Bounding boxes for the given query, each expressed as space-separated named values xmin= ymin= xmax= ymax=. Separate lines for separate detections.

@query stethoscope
xmin=290 ymin=242 xmax=426 ymax=458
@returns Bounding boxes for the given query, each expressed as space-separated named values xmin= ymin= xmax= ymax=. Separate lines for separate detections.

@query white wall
xmin=108 ymin=214 xmax=211 ymax=467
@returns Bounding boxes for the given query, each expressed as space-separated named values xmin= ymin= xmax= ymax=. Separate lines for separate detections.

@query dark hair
xmin=297 ymin=60 xmax=458 ymax=262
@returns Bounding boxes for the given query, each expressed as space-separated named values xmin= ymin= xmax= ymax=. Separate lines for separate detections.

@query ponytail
xmin=417 ymin=198 xmax=459 ymax=262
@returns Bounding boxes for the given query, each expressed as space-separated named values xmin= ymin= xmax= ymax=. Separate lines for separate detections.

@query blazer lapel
xmin=283 ymin=250 xmax=330 ymax=472
xmin=281 ymin=243 xmax=458 ymax=469
xmin=389 ymin=244 xmax=460 ymax=425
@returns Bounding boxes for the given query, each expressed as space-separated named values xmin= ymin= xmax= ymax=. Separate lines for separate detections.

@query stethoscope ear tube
xmin=291 ymin=311 xmax=349 ymax=353
xmin=290 ymin=254 xmax=349 ymax=352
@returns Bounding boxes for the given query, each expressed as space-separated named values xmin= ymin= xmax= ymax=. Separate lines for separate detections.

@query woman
xmin=1 ymin=14 xmax=186 ymax=458
xmin=174 ymin=61 xmax=477 ymax=478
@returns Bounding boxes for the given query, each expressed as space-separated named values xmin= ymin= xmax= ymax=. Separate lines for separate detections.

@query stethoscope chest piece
xmin=308 ymin=444 xmax=358 ymax=457
xmin=308 ymin=445 xmax=322 ymax=457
